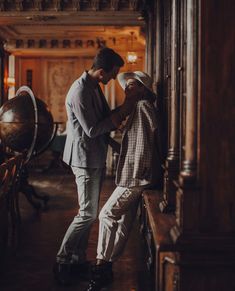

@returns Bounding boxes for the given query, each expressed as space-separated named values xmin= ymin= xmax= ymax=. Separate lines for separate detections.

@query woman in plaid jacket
xmin=86 ymin=71 xmax=162 ymax=291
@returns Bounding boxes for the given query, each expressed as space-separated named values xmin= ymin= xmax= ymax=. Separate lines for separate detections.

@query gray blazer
xmin=63 ymin=71 xmax=115 ymax=168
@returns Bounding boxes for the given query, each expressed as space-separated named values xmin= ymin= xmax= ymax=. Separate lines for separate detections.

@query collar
xmin=81 ymin=70 xmax=99 ymax=89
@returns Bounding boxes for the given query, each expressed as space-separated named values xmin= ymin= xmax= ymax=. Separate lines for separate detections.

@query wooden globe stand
xmin=0 ymin=86 xmax=57 ymax=209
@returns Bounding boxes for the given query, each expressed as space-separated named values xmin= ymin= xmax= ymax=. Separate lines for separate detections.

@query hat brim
xmin=117 ymin=72 xmax=153 ymax=93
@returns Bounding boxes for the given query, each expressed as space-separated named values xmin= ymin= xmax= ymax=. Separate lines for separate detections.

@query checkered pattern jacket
xmin=115 ymin=99 xmax=158 ymax=188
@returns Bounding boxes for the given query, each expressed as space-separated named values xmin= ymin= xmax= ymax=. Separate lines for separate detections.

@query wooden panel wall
xmin=142 ymin=0 xmax=235 ymax=290
xmin=15 ymin=57 xmax=92 ymax=123
xmin=199 ymin=0 xmax=235 ymax=234
xmin=15 ymin=53 xmax=144 ymax=124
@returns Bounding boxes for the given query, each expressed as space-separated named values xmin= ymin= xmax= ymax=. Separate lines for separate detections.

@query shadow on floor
xmin=0 ymin=168 xmax=153 ymax=291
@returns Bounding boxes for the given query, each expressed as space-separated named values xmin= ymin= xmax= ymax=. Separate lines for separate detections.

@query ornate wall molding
xmin=0 ymin=0 xmax=143 ymax=12
xmin=110 ymin=0 xmax=119 ymax=11
xmin=47 ymin=60 xmax=74 ymax=122
xmin=2 ymin=25 xmax=146 ymax=56
xmin=34 ymin=0 xmax=43 ymax=11
xmin=5 ymin=37 xmax=109 ymax=51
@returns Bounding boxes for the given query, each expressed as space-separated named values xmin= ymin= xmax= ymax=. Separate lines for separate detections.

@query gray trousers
xmin=56 ymin=167 xmax=105 ymax=264
xmin=96 ymin=186 xmax=144 ymax=262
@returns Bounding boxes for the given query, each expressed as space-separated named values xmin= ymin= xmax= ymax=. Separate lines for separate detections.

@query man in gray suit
xmin=54 ymin=48 xmax=130 ymax=285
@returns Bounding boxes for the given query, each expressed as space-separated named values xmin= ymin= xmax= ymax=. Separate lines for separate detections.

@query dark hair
xmin=135 ymin=79 xmax=156 ymax=103
xmin=91 ymin=47 xmax=124 ymax=73
xmin=147 ymin=91 xmax=157 ymax=102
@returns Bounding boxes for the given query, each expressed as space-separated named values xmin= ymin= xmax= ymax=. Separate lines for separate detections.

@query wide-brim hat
xmin=117 ymin=71 xmax=154 ymax=93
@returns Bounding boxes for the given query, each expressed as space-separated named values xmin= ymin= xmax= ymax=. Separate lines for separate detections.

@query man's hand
xmin=119 ymin=96 xmax=136 ymax=118
xmin=110 ymin=111 xmax=123 ymax=128
xmin=110 ymin=93 xmax=138 ymax=128
xmin=108 ymin=137 xmax=121 ymax=154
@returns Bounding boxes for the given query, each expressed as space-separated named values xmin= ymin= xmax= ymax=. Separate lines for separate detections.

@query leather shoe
xmin=53 ymin=262 xmax=71 ymax=286
xmin=71 ymin=261 xmax=91 ymax=280
xmin=85 ymin=263 xmax=113 ymax=291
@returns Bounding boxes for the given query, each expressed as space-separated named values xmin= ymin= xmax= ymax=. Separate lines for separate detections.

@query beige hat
xmin=117 ymin=71 xmax=153 ymax=92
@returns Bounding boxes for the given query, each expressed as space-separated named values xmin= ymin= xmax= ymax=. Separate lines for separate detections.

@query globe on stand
xmin=0 ymin=86 xmax=56 ymax=161
xmin=0 ymin=86 xmax=57 ymax=209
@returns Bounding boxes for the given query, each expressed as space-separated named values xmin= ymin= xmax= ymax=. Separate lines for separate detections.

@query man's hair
xmin=91 ymin=47 xmax=124 ymax=73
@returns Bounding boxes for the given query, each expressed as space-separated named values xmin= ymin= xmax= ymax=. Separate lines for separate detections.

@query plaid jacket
xmin=115 ymin=99 xmax=159 ymax=188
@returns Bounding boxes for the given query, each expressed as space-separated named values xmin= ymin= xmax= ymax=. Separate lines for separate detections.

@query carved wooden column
xmin=160 ymin=0 xmax=180 ymax=213
xmin=154 ymin=0 xmax=165 ymax=162
xmin=171 ymin=0 xmax=198 ymax=240
xmin=0 ymin=40 xmax=9 ymax=105
xmin=155 ymin=0 xmax=162 ymax=87
xmin=180 ymin=0 xmax=197 ymax=182
xmin=144 ymin=1 xmax=156 ymax=76
xmin=0 ymin=40 xmax=4 ymax=104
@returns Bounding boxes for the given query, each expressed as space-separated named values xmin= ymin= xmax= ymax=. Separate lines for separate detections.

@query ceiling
xmin=0 ymin=0 xmax=147 ymax=56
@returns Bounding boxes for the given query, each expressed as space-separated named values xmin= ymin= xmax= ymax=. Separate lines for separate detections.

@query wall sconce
xmin=126 ymin=32 xmax=138 ymax=64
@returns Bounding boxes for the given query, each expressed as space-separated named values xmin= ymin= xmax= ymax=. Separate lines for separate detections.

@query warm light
xmin=7 ymin=77 xmax=15 ymax=87
xmin=126 ymin=51 xmax=138 ymax=64
xmin=126 ymin=31 xmax=137 ymax=64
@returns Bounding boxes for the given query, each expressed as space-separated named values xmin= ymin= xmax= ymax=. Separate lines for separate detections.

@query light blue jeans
xmin=56 ymin=167 xmax=105 ymax=264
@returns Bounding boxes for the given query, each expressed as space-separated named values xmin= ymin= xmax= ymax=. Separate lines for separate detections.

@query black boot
xmin=53 ymin=262 xmax=71 ymax=286
xmin=70 ymin=261 xmax=92 ymax=280
xmin=85 ymin=262 xmax=113 ymax=291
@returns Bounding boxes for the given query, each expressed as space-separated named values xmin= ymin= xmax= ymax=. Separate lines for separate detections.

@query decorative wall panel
xmin=47 ymin=60 xmax=75 ymax=122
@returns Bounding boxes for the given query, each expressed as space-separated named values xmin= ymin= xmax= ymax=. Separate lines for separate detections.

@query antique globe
xmin=0 ymin=86 xmax=55 ymax=160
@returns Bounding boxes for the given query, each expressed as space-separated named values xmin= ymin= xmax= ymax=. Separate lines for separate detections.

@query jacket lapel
xmin=97 ymin=85 xmax=111 ymax=114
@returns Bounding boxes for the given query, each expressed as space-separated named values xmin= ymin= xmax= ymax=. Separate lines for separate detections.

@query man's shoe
xmin=70 ymin=261 xmax=92 ymax=280
xmin=85 ymin=263 xmax=113 ymax=291
xmin=53 ymin=262 xmax=71 ymax=286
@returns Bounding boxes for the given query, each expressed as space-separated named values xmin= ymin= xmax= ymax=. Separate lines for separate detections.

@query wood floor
xmin=0 ymin=167 xmax=153 ymax=291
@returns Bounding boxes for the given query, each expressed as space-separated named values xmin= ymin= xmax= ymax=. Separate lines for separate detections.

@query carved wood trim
xmin=91 ymin=0 xmax=99 ymax=11
xmin=0 ymin=0 xmax=4 ymax=12
xmin=160 ymin=0 xmax=180 ymax=213
xmin=145 ymin=0 xmax=157 ymax=77
xmin=161 ymin=254 xmax=179 ymax=291
xmin=72 ymin=0 xmax=81 ymax=11
xmin=129 ymin=0 xmax=138 ymax=11
xmin=53 ymin=0 xmax=62 ymax=11
xmin=0 ymin=0 xmax=145 ymax=12
xmin=169 ymin=0 xmax=179 ymax=159
xmin=180 ymin=0 xmax=198 ymax=183
xmin=34 ymin=0 xmax=43 ymax=11
xmin=110 ymin=0 xmax=119 ymax=11
xmin=155 ymin=0 xmax=162 ymax=84
xmin=160 ymin=158 xmax=179 ymax=213
xmin=15 ymin=0 xmax=23 ymax=11
xmin=5 ymin=37 xmax=108 ymax=51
